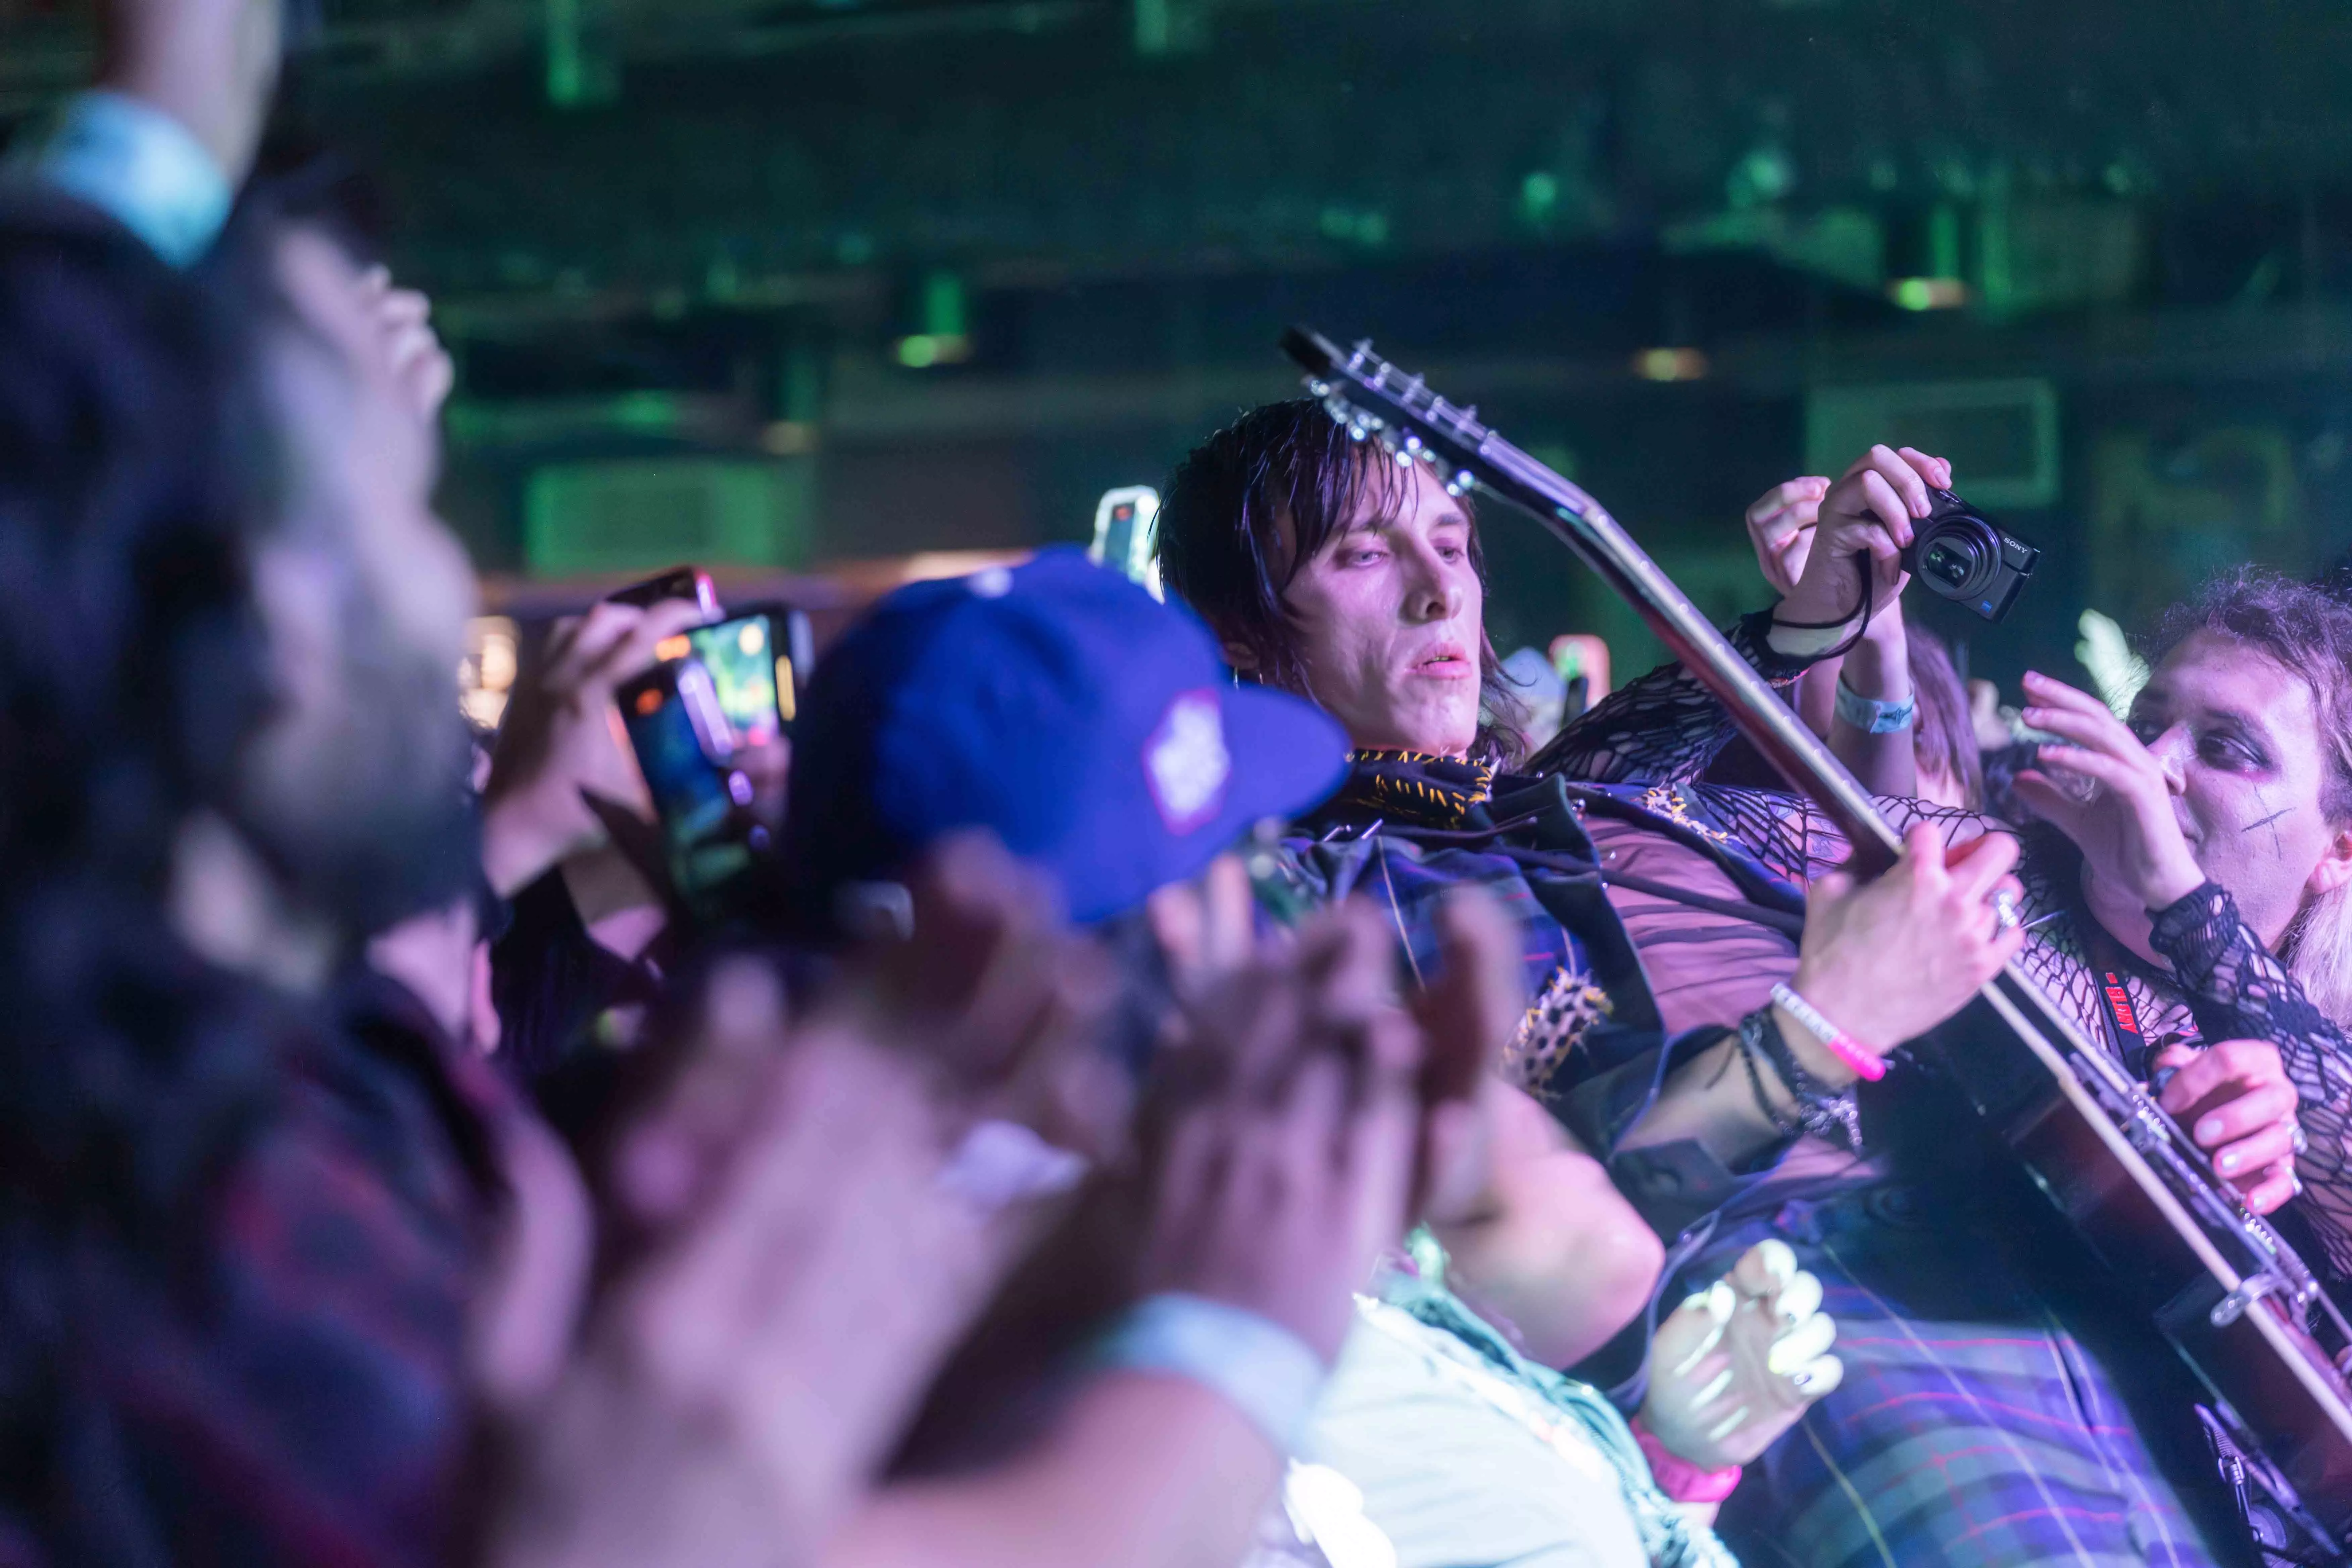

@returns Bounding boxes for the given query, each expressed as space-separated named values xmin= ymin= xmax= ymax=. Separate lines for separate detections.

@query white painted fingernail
xmin=1673 ymin=1322 xmax=1728 ymax=1376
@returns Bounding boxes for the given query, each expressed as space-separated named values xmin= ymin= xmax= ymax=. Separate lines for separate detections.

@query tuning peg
xmin=1348 ymin=339 xmax=1374 ymax=370
xmin=1446 ymin=470 xmax=1475 ymax=496
xmin=1307 ymin=379 xmax=1331 ymax=398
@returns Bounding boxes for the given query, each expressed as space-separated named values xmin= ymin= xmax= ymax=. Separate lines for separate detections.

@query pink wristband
xmin=1770 ymin=981 xmax=1886 ymax=1083
xmin=1630 ymin=1413 xmax=1743 ymax=1504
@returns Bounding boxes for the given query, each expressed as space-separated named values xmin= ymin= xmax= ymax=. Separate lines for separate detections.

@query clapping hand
xmin=1138 ymin=901 xmax=1429 ymax=1362
xmin=479 ymin=835 xmax=1118 ymax=1568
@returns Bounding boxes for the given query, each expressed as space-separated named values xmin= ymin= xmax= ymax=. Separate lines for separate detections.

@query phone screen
xmin=653 ymin=605 xmax=811 ymax=741
xmin=687 ymin=614 xmax=780 ymax=747
xmin=620 ymin=664 xmax=761 ymax=912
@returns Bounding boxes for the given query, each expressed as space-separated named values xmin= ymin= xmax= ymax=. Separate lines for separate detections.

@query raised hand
xmin=99 ymin=0 xmax=281 ymax=181
xmin=480 ymin=597 xmax=710 ymax=896
xmin=1790 ymin=823 xmax=2027 ymax=1076
xmin=1405 ymin=887 xmax=1524 ymax=1224
xmin=1773 ymin=446 xmax=1948 ymax=636
xmin=2155 ymin=1038 xmax=2306 ymax=1215
xmin=1745 ymin=477 xmax=1830 ymax=598
xmin=356 ymin=265 xmax=456 ymax=428
xmin=1642 ymin=1239 xmax=1843 ymax=1471
xmin=2012 ymin=669 xmax=2208 ymax=912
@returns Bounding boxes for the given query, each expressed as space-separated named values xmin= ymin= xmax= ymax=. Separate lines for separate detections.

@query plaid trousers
xmin=1703 ymin=1184 xmax=2250 ymax=1568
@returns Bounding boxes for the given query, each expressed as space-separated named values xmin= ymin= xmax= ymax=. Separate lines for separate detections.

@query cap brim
xmin=1146 ymin=682 xmax=1352 ymax=895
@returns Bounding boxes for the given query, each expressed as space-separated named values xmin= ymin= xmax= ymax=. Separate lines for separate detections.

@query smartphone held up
xmin=604 ymin=573 xmax=814 ymax=925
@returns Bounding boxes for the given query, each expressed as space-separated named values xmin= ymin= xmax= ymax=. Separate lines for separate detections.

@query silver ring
xmin=1991 ymin=889 xmax=2022 ymax=933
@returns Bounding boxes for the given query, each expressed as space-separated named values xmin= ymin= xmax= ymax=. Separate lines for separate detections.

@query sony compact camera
xmin=1900 ymin=489 xmax=2039 ymax=623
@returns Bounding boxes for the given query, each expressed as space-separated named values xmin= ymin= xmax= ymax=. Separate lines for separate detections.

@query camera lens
xmin=1924 ymin=539 xmax=1975 ymax=588
xmin=1906 ymin=514 xmax=1999 ymax=600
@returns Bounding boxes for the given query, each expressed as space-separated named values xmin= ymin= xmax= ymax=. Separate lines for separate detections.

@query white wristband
xmin=1089 ymin=1293 xmax=1329 ymax=1454
xmin=1833 ymin=677 xmax=1916 ymax=735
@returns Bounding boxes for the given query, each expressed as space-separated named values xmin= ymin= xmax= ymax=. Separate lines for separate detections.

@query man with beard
xmin=0 ymin=8 xmax=510 ymax=1559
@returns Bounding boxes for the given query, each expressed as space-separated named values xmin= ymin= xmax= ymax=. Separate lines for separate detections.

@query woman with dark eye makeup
xmin=2004 ymin=570 xmax=2352 ymax=1270
xmin=1549 ymin=562 xmax=2352 ymax=1567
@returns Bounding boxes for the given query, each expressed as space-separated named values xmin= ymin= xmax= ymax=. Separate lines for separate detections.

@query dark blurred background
xmin=9 ymin=0 xmax=2352 ymax=688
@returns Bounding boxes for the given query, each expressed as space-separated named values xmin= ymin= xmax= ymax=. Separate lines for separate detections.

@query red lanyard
xmin=2101 ymin=969 xmax=2145 ymax=1046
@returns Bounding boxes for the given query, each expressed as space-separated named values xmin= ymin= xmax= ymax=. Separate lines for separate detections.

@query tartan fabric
xmin=1700 ymin=1191 xmax=2229 ymax=1568
xmin=0 ymin=971 xmax=505 ymax=1568
xmin=1287 ymin=749 xmax=2254 ymax=1568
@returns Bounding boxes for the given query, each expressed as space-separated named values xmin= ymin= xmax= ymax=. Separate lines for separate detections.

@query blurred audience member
xmin=0 ymin=66 xmax=500 ymax=1568
xmin=480 ymin=838 xmax=1130 ymax=1568
xmin=775 ymin=549 xmax=1395 ymax=1568
xmin=483 ymin=597 xmax=706 ymax=1081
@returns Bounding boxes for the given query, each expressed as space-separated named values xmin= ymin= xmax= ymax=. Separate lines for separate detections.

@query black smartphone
xmin=617 ymin=659 xmax=771 ymax=920
xmin=606 ymin=565 xmax=722 ymax=620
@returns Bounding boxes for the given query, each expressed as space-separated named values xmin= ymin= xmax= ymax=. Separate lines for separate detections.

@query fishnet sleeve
xmin=2148 ymin=882 xmax=2352 ymax=1282
xmin=1669 ymin=784 xmax=2008 ymax=887
xmin=1528 ymin=609 xmax=1811 ymax=785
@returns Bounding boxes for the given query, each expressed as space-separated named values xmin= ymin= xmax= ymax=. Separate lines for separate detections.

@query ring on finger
xmin=1990 ymin=889 xmax=2022 ymax=934
xmin=2291 ymin=1122 xmax=2310 ymax=1158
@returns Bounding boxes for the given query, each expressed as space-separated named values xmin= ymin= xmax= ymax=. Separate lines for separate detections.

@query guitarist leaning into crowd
xmin=1155 ymin=399 xmax=2351 ymax=1568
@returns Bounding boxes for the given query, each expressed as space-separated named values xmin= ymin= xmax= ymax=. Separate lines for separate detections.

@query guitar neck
xmin=1471 ymin=435 xmax=1903 ymax=876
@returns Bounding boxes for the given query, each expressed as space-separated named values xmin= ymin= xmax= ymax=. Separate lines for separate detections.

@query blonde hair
xmin=2284 ymin=883 xmax=2352 ymax=1026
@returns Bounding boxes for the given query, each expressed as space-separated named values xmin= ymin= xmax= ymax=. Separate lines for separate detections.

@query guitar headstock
xmin=1281 ymin=327 xmax=1493 ymax=497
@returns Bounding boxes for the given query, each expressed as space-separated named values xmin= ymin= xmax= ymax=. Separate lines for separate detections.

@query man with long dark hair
xmin=1153 ymin=402 xmax=2049 ymax=1563
xmin=1157 ymin=398 xmax=2343 ymax=1564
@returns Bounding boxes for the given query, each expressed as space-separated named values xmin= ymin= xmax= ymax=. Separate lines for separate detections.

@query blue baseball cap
xmin=779 ymin=547 xmax=1349 ymax=929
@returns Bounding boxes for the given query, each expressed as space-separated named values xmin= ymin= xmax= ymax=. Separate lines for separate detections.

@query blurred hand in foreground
xmin=477 ymin=835 xmax=1117 ymax=1568
xmin=1137 ymin=896 xmax=1491 ymax=1361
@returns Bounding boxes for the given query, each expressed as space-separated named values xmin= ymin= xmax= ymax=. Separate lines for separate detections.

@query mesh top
xmin=1527 ymin=630 xmax=2352 ymax=1286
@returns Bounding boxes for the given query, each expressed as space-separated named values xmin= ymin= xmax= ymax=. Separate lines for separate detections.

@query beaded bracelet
xmin=1740 ymin=1008 xmax=1862 ymax=1148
